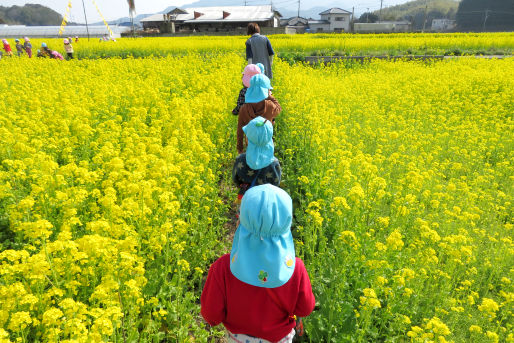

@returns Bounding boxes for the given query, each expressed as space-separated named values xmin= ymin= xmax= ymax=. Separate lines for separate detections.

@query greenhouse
xmin=0 ymin=25 xmax=130 ymax=38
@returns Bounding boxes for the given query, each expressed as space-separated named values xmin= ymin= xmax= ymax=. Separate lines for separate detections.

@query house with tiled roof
xmin=281 ymin=8 xmax=352 ymax=33
xmin=308 ymin=7 xmax=352 ymax=33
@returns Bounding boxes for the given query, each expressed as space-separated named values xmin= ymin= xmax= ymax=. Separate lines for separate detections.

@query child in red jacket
xmin=2 ymin=39 xmax=13 ymax=57
xmin=201 ymin=184 xmax=315 ymax=343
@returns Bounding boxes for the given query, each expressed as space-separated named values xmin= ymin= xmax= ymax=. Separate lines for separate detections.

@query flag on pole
xmin=59 ymin=1 xmax=73 ymax=36
xmin=127 ymin=0 xmax=136 ymax=15
xmin=92 ymin=0 xmax=114 ymax=37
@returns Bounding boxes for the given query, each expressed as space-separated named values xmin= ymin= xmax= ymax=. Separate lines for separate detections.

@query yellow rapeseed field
xmin=0 ymin=35 xmax=513 ymax=342
xmin=21 ymin=32 xmax=514 ymax=58
xmin=273 ymin=57 xmax=513 ymax=342
xmin=0 ymin=54 xmax=242 ymax=342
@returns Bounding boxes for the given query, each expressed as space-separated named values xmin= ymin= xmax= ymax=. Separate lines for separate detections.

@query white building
xmin=141 ymin=6 xmax=281 ymax=33
xmin=431 ymin=19 xmax=456 ymax=32
xmin=308 ymin=8 xmax=352 ymax=33
xmin=354 ymin=21 xmax=411 ymax=33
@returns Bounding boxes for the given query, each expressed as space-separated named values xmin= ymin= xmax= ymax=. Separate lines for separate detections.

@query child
xmin=15 ymin=39 xmax=23 ymax=57
xmin=50 ymin=50 xmax=65 ymax=60
xmin=201 ymin=184 xmax=315 ymax=343
xmin=64 ymin=39 xmax=74 ymax=59
xmin=232 ymin=63 xmax=264 ymax=116
xmin=23 ymin=37 xmax=32 ymax=58
xmin=237 ymin=73 xmax=281 ymax=154
xmin=40 ymin=43 xmax=50 ymax=57
xmin=233 ymin=116 xmax=281 ymax=200
xmin=2 ymin=39 xmax=13 ymax=57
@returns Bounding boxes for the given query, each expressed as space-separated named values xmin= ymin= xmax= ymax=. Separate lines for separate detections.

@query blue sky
xmin=3 ymin=0 xmax=414 ymax=22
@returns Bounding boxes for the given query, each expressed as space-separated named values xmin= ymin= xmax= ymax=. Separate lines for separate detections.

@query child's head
xmin=24 ymin=37 xmax=30 ymax=42
xmin=230 ymin=184 xmax=294 ymax=288
xmin=64 ymin=39 xmax=69 ymax=44
xmin=2 ymin=39 xmax=8 ymax=45
xmin=256 ymin=63 xmax=265 ymax=74
xmin=15 ymin=39 xmax=20 ymax=43
xmin=242 ymin=116 xmax=274 ymax=170
xmin=245 ymin=74 xmax=272 ymax=104
xmin=242 ymin=64 xmax=261 ymax=88
xmin=41 ymin=42 xmax=47 ymax=48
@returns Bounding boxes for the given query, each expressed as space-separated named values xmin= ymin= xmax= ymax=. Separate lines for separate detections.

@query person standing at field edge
xmin=2 ymin=39 xmax=13 ymax=57
xmin=64 ymin=39 xmax=74 ymax=59
xmin=237 ymin=73 xmax=281 ymax=154
xmin=246 ymin=23 xmax=274 ymax=80
xmin=23 ymin=37 xmax=32 ymax=58
xmin=15 ymin=39 xmax=24 ymax=57
xmin=201 ymin=184 xmax=315 ymax=343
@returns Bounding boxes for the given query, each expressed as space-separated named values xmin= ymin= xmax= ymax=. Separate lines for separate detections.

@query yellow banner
xmin=59 ymin=1 xmax=73 ymax=36
xmin=92 ymin=0 xmax=114 ymax=37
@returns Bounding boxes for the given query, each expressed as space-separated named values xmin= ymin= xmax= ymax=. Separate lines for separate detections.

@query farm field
xmin=0 ymin=35 xmax=513 ymax=343
xmin=17 ymin=32 xmax=514 ymax=59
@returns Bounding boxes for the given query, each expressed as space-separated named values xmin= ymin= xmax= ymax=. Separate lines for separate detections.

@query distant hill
xmin=0 ymin=4 xmax=62 ymax=26
xmin=374 ymin=0 xmax=459 ymax=30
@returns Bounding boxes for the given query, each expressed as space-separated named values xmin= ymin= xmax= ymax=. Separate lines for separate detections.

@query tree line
xmin=0 ymin=4 xmax=62 ymax=26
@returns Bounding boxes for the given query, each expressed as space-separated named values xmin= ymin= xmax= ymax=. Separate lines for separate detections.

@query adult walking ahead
xmin=246 ymin=23 xmax=274 ymax=79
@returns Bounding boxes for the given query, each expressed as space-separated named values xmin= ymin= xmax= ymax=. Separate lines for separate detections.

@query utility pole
xmin=81 ymin=0 xmax=90 ymax=41
xmin=421 ymin=0 xmax=428 ymax=33
xmin=244 ymin=0 xmax=247 ymax=5
xmin=366 ymin=8 xmax=369 ymax=23
xmin=350 ymin=6 xmax=355 ymax=32
xmin=297 ymin=0 xmax=300 ymax=18
xmin=379 ymin=0 xmax=383 ymax=23
xmin=482 ymin=9 xmax=490 ymax=32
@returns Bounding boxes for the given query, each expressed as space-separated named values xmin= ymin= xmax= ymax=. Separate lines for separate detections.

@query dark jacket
xmin=232 ymin=153 xmax=281 ymax=195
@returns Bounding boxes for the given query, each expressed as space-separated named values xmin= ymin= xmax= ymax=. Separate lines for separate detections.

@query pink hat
xmin=24 ymin=37 xmax=30 ymax=42
xmin=242 ymin=64 xmax=262 ymax=88
xmin=64 ymin=39 xmax=69 ymax=44
xmin=2 ymin=39 xmax=7 ymax=44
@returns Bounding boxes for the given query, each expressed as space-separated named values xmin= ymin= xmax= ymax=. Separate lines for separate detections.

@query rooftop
xmin=141 ymin=5 xmax=280 ymax=23
xmin=319 ymin=8 xmax=352 ymax=15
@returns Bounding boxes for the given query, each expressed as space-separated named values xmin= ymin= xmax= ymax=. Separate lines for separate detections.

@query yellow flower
xmin=478 ymin=298 xmax=499 ymax=318
xmin=469 ymin=325 xmax=482 ymax=333
xmin=386 ymin=229 xmax=404 ymax=250
xmin=8 ymin=312 xmax=32 ymax=331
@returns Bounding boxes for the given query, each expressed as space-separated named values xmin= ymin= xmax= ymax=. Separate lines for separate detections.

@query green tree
xmin=457 ymin=0 xmax=514 ymax=31
xmin=359 ymin=12 xmax=379 ymax=23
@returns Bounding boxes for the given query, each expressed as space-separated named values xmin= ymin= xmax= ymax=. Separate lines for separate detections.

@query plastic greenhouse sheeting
xmin=0 ymin=25 xmax=130 ymax=38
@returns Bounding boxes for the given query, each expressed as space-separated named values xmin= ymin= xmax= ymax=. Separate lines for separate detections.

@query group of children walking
xmin=1 ymin=37 xmax=76 ymax=60
xmin=200 ymin=53 xmax=316 ymax=342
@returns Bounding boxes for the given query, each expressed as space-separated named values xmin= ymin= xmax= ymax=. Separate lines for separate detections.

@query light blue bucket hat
xmin=230 ymin=184 xmax=295 ymax=288
xmin=245 ymin=73 xmax=273 ymax=104
xmin=243 ymin=116 xmax=274 ymax=170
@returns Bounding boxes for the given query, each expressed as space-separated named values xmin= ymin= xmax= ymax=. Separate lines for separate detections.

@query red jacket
xmin=201 ymin=254 xmax=315 ymax=342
